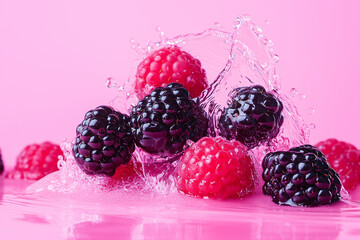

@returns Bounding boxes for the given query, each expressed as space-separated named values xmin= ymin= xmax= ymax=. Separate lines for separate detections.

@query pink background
xmin=1 ymin=0 xmax=359 ymax=167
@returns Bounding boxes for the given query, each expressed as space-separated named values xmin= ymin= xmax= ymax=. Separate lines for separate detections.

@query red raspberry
xmin=135 ymin=46 xmax=208 ymax=99
xmin=316 ymin=138 xmax=360 ymax=190
xmin=6 ymin=142 xmax=64 ymax=180
xmin=110 ymin=160 xmax=142 ymax=182
xmin=176 ymin=136 xmax=256 ymax=199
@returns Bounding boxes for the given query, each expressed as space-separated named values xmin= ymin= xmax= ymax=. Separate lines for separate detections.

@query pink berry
xmin=135 ymin=46 xmax=208 ymax=99
xmin=316 ymin=138 xmax=360 ymax=190
xmin=6 ymin=142 xmax=64 ymax=180
xmin=176 ymin=136 xmax=256 ymax=199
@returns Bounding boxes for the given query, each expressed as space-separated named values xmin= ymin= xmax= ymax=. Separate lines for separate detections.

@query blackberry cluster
xmin=262 ymin=145 xmax=342 ymax=206
xmin=130 ymin=83 xmax=208 ymax=156
xmin=72 ymin=106 xmax=135 ymax=176
xmin=0 ymin=149 xmax=4 ymax=174
xmin=219 ymin=85 xmax=284 ymax=149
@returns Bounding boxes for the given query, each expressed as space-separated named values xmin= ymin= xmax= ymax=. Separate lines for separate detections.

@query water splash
xmin=29 ymin=15 xmax=311 ymax=196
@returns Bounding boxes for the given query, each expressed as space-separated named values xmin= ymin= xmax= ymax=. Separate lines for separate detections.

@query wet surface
xmin=1 ymin=178 xmax=360 ymax=240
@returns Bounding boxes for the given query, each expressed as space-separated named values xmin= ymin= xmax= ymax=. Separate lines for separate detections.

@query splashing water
xmin=28 ymin=16 xmax=310 ymax=196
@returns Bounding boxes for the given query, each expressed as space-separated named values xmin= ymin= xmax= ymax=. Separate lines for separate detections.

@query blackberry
xmin=262 ymin=144 xmax=342 ymax=206
xmin=130 ymin=83 xmax=208 ymax=157
xmin=0 ymin=149 xmax=4 ymax=175
xmin=218 ymin=85 xmax=284 ymax=149
xmin=72 ymin=106 xmax=135 ymax=176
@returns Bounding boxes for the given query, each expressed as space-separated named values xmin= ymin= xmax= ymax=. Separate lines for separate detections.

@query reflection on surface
xmin=1 ymin=179 xmax=360 ymax=240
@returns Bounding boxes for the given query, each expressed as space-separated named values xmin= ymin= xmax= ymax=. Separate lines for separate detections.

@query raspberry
xmin=176 ymin=136 xmax=256 ymax=199
xmin=0 ymin=149 xmax=4 ymax=175
xmin=130 ymin=83 xmax=208 ymax=157
xmin=316 ymin=138 xmax=360 ymax=190
xmin=110 ymin=160 xmax=142 ymax=182
xmin=135 ymin=46 xmax=208 ymax=99
xmin=262 ymin=145 xmax=342 ymax=206
xmin=219 ymin=85 xmax=284 ymax=149
xmin=72 ymin=106 xmax=135 ymax=176
xmin=5 ymin=142 xmax=64 ymax=180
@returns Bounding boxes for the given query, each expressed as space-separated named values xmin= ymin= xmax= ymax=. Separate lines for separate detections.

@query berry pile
xmin=135 ymin=46 xmax=208 ymax=100
xmin=219 ymin=85 xmax=284 ymax=149
xmin=6 ymin=142 xmax=64 ymax=180
xmin=6 ymin=43 xmax=348 ymax=208
xmin=130 ymin=83 xmax=208 ymax=157
xmin=72 ymin=106 xmax=135 ymax=176
xmin=176 ymin=136 xmax=256 ymax=199
xmin=316 ymin=139 xmax=360 ymax=190
xmin=262 ymin=145 xmax=341 ymax=206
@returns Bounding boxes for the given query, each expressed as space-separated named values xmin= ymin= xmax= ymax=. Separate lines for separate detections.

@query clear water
xmin=1 ymin=16 xmax=360 ymax=239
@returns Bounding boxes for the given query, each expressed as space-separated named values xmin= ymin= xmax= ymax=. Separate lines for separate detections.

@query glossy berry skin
xmin=6 ymin=142 xmax=64 ymax=180
xmin=316 ymin=139 xmax=360 ymax=190
xmin=135 ymin=46 xmax=208 ymax=99
xmin=219 ymin=85 xmax=284 ymax=149
xmin=262 ymin=145 xmax=342 ymax=206
xmin=130 ymin=83 xmax=208 ymax=157
xmin=176 ymin=136 xmax=256 ymax=199
xmin=0 ymin=149 xmax=4 ymax=175
xmin=72 ymin=106 xmax=135 ymax=176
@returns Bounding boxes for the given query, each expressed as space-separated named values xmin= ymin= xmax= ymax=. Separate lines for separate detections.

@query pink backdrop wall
xmin=1 ymin=0 xmax=359 ymax=167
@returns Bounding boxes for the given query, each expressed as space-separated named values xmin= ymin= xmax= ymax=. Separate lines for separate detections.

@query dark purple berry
xmin=0 ymin=149 xmax=4 ymax=175
xmin=130 ymin=83 xmax=208 ymax=157
xmin=219 ymin=85 xmax=284 ymax=149
xmin=262 ymin=144 xmax=341 ymax=206
xmin=72 ymin=106 xmax=135 ymax=176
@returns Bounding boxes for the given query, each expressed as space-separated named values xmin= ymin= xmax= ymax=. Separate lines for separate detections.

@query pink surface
xmin=1 ymin=178 xmax=360 ymax=240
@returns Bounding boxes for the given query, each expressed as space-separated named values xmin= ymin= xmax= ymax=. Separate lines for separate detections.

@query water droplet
xmin=307 ymin=123 xmax=316 ymax=129
xmin=242 ymin=14 xmax=251 ymax=21
xmin=290 ymin=88 xmax=297 ymax=97
xmin=267 ymin=39 xmax=274 ymax=47
xmin=156 ymin=26 xmax=168 ymax=42
xmin=213 ymin=22 xmax=221 ymax=28
xmin=299 ymin=94 xmax=306 ymax=100
xmin=57 ymin=158 xmax=66 ymax=170
xmin=265 ymin=20 xmax=270 ymax=25
xmin=272 ymin=74 xmax=280 ymax=82
xmin=272 ymin=54 xmax=279 ymax=63
xmin=308 ymin=108 xmax=315 ymax=115
xmin=106 ymin=77 xmax=117 ymax=88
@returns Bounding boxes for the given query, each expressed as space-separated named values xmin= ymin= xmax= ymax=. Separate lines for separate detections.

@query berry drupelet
xmin=130 ymin=83 xmax=208 ymax=157
xmin=219 ymin=85 xmax=284 ymax=149
xmin=262 ymin=144 xmax=342 ymax=206
xmin=72 ymin=106 xmax=135 ymax=176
